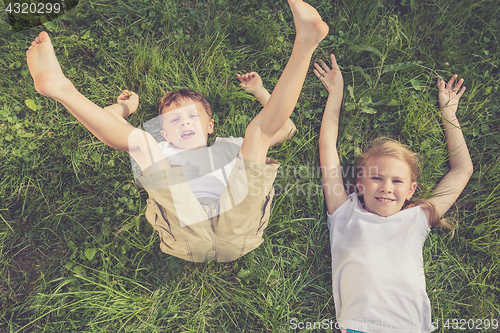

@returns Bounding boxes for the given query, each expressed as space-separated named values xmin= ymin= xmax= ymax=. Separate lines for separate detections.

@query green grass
xmin=0 ymin=0 xmax=499 ymax=332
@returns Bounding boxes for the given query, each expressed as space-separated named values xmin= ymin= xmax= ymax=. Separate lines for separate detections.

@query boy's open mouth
xmin=181 ymin=130 xmax=195 ymax=139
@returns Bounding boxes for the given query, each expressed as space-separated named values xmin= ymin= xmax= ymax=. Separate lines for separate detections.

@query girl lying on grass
xmin=315 ymin=54 xmax=473 ymax=333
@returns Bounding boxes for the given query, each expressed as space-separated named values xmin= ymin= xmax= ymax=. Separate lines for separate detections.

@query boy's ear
xmin=160 ymin=130 xmax=169 ymax=143
xmin=407 ymin=181 xmax=417 ymax=200
xmin=207 ymin=118 xmax=215 ymax=134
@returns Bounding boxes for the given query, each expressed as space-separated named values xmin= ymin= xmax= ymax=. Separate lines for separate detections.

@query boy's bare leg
xmin=241 ymin=0 xmax=328 ymax=163
xmin=26 ymin=32 xmax=167 ymax=171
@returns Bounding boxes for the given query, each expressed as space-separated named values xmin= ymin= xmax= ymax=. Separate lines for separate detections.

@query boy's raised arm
xmin=316 ymin=54 xmax=348 ymax=214
xmin=425 ymin=75 xmax=474 ymax=220
xmin=237 ymin=72 xmax=296 ymax=147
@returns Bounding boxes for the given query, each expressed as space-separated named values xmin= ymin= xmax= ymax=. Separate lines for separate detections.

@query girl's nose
xmin=380 ymin=180 xmax=393 ymax=193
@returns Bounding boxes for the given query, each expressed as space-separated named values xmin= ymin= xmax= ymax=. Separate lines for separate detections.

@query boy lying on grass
xmin=315 ymin=54 xmax=473 ymax=332
xmin=26 ymin=0 xmax=328 ymax=262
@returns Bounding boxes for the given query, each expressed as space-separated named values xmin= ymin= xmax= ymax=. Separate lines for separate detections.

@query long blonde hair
xmin=355 ymin=137 xmax=454 ymax=230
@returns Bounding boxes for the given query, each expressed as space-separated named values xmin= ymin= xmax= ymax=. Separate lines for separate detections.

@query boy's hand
xmin=117 ymin=90 xmax=139 ymax=114
xmin=236 ymin=72 xmax=266 ymax=96
xmin=314 ymin=54 xmax=343 ymax=94
xmin=438 ymin=74 xmax=465 ymax=114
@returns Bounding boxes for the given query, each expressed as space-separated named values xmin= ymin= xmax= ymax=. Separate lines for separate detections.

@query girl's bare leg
xmin=241 ymin=0 xmax=329 ymax=163
xmin=26 ymin=32 xmax=167 ymax=171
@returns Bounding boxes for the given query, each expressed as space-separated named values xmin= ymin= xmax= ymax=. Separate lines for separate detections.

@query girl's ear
xmin=407 ymin=181 xmax=417 ymax=200
xmin=356 ymin=177 xmax=363 ymax=194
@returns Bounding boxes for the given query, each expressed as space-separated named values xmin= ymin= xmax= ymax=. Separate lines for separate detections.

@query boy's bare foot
xmin=26 ymin=31 xmax=73 ymax=100
xmin=288 ymin=0 xmax=329 ymax=47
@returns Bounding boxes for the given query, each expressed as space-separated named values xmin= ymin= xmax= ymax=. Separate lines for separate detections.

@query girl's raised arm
xmin=425 ymin=75 xmax=474 ymax=220
xmin=316 ymin=54 xmax=348 ymax=214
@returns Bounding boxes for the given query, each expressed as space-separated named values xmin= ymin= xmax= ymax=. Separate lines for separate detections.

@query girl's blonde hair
xmin=355 ymin=137 xmax=454 ymax=230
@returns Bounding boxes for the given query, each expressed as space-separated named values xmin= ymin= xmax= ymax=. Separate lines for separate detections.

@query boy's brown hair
xmin=158 ymin=89 xmax=212 ymax=118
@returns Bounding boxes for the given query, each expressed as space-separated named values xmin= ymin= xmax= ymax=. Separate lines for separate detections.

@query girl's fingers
xmin=437 ymin=77 xmax=445 ymax=91
xmin=453 ymin=78 xmax=464 ymax=92
xmin=446 ymin=74 xmax=457 ymax=89
xmin=314 ymin=69 xmax=326 ymax=81
xmin=313 ymin=62 xmax=323 ymax=73
xmin=319 ymin=59 xmax=331 ymax=72
xmin=330 ymin=54 xmax=339 ymax=70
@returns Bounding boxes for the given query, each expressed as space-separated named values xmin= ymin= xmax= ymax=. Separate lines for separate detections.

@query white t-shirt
xmin=158 ymin=136 xmax=243 ymax=199
xmin=327 ymin=193 xmax=435 ymax=333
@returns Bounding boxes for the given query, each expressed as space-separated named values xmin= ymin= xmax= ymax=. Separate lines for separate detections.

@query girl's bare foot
xmin=26 ymin=31 xmax=73 ymax=100
xmin=288 ymin=0 xmax=329 ymax=47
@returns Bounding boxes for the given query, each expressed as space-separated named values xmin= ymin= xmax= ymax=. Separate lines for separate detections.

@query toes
xmin=38 ymin=31 xmax=50 ymax=42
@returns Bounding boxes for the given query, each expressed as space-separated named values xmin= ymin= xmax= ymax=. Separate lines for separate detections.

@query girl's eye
xmin=393 ymin=180 xmax=403 ymax=183
xmin=370 ymin=177 xmax=381 ymax=180
xmin=190 ymin=114 xmax=199 ymax=118
xmin=171 ymin=118 xmax=179 ymax=123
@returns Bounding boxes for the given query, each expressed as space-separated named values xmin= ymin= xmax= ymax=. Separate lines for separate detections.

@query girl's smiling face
xmin=159 ymin=99 xmax=214 ymax=150
xmin=356 ymin=155 xmax=417 ymax=217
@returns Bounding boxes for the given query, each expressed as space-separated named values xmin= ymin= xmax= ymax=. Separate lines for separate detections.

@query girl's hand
xmin=236 ymin=72 xmax=265 ymax=96
xmin=116 ymin=90 xmax=139 ymax=114
xmin=438 ymin=74 xmax=465 ymax=114
xmin=313 ymin=54 xmax=343 ymax=94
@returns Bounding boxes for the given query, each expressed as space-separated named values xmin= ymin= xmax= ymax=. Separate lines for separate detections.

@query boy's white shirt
xmin=327 ymin=193 xmax=435 ymax=333
xmin=158 ymin=136 xmax=244 ymax=200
